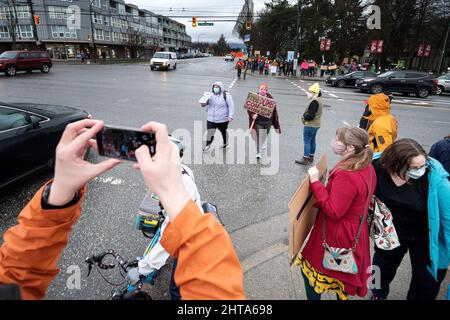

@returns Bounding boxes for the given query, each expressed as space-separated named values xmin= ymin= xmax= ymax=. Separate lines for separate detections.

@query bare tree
xmin=126 ymin=27 xmax=151 ymax=59
xmin=1 ymin=0 xmax=20 ymax=50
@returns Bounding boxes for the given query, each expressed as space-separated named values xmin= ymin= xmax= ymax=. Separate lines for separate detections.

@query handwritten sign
xmin=288 ymin=154 xmax=328 ymax=264
xmin=243 ymin=92 xmax=277 ymax=119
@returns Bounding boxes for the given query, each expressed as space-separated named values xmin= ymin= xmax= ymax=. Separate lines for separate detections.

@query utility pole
xmin=28 ymin=0 xmax=40 ymax=49
xmin=295 ymin=0 xmax=301 ymax=59
xmin=89 ymin=0 xmax=97 ymax=63
xmin=437 ymin=18 xmax=450 ymax=74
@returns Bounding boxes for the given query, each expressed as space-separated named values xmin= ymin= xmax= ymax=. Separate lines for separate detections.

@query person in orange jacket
xmin=0 ymin=119 xmax=246 ymax=300
xmin=364 ymin=93 xmax=398 ymax=152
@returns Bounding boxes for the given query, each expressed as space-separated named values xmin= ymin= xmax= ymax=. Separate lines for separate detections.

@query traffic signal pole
xmin=28 ymin=0 xmax=40 ymax=48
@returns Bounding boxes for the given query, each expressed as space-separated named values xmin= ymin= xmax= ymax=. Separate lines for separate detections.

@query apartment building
xmin=0 ymin=0 xmax=192 ymax=60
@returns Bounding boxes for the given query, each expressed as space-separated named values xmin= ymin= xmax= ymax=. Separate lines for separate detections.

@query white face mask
xmin=406 ymin=166 xmax=427 ymax=179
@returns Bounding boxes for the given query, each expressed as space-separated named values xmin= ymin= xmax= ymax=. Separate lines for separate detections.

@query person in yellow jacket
xmin=0 ymin=119 xmax=246 ymax=300
xmin=364 ymin=93 xmax=398 ymax=152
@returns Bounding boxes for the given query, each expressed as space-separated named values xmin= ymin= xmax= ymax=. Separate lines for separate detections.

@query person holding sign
xmin=246 ymin=83 xmax=281 ymax=159
xmin=296 ymin=83 xmax=323 ymax=165
xmin=201 ymin=81 xmax=235 ymax=151
xmin=296 ymin=127 xmax=376 ymax=300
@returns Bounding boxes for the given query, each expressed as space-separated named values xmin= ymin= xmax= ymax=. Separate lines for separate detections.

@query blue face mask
xmin=406 ymin=166 xmax=427 ymax=179
xmin=213 ymin=87 xmax=221 ymax=95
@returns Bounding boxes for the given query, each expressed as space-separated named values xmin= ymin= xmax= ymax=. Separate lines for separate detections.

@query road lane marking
xmin=329 ymin=93 xmax=339 ymax=98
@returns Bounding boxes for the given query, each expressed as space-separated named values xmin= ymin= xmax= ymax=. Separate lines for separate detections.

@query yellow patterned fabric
xmin=295 ymin=255 xmax=349 ymax=300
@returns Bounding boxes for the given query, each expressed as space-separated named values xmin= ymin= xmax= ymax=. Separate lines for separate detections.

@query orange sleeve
xmin=160 ymin=200 xmax=246 ymax=300
xmin=0 ymin=182 xmax=85 ymax=300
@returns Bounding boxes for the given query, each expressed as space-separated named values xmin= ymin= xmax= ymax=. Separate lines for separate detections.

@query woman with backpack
xmin=201 ymin=81 xmax=235 ymax=151
xmin=297 ymin=127 xmax=376 ymax=300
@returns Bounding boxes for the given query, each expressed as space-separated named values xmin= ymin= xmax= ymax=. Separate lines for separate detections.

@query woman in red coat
xmin=247 ymin=83 xmax=281 ymax=159
xmin=297 ymin=127 xmax=376 ymax=300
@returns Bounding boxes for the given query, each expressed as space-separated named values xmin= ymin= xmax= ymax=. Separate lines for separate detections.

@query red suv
xmin=0 ymin=51 xmax=53 ymax=77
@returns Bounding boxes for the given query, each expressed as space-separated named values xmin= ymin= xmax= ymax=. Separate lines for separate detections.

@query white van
xmin=150 ymin=52 xmax=177 ymax=71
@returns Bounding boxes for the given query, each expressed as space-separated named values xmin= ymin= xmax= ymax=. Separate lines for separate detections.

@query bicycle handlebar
xmin=85 ymin=249 xmax=135 ymax=276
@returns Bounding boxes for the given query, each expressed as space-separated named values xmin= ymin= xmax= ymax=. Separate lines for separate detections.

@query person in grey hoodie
xmin=201 ymin=81 xmax=235 ymax=151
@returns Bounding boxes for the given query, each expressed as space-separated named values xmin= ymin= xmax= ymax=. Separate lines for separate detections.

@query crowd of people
xmin=0 ymin=78 xmax=448 ymax=301
xmin=234 ymin=55 xmax=380 ymax=80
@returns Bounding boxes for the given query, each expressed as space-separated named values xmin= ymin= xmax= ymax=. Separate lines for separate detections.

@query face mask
xmin=213 ymin=87 xmax=221 ymax=95
xmin=406 ymin=166 xmax=427 ymax=180
xmin=259 ymin=89 xmax=267 ymax=96
xmin=331 ymin=138 xmax=346 ymax=155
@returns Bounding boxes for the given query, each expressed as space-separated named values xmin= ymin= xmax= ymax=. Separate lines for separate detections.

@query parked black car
xmin=0 ymin=102 xmax=90 ymax=189
xmin=355 ymin=70 xmax=438 ymax=98
xmin=326 ymin=71 xmax=378 ymax=88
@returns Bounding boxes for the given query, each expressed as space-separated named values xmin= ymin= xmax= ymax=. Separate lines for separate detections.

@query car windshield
xmin=0 ymin=52 xmax=16 ymax=59
xmin=153 ymin=53 xmax=170 ymax=59
xmin=378 ymin=71 xmax=396 ymax=78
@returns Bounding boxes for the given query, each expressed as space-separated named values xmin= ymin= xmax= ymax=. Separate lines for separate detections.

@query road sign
xmin=198 ymin=22 xmax=214 ymax=26
xmin=244 ymin=34 xmax=250 ymax=42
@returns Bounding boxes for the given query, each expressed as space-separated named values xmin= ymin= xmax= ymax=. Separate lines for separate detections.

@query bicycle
xmin=85 ymin=172 xmax=224 ymax=300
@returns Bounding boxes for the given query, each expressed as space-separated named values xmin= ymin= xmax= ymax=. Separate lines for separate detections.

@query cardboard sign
xmin=243 ymin=92 xmax=277 ymax=119
xmin=198 ymin=92 xmax=213 ymax=104
xmin=288 ymin=154 xmax=328 ymax=265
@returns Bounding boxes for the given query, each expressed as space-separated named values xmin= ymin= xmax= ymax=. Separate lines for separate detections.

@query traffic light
xmin=192 ymin=17 xmax=197 ymax=28
xmin=34 ymin=15 xmax=40 ymax=25
xmin=87 ymin=32 xmax=92 ymax=42
xmin=245 ymin=20 xmax=251 ymax=30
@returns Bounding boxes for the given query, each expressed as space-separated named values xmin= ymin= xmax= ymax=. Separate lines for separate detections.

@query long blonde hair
xmin=335 ymin=127 xmax=373 ymax=171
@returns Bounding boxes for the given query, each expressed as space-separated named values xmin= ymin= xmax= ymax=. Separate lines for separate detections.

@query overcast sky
xmin=127 ymin=0 xmax=295 ymax=44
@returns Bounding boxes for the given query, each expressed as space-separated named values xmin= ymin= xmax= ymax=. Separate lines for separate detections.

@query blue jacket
xmin=373 ymin=153 xmax=450 ymax=280
xmin=203 ymin=81 xmax=235 ymax=123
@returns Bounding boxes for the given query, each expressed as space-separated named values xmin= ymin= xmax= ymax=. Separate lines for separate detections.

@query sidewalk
xmin=230 ymin=211 xmax=450 ymax=300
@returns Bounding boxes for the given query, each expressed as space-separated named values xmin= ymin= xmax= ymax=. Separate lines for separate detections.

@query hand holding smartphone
xmin=96 ymin=125 xmax=156 ymax=162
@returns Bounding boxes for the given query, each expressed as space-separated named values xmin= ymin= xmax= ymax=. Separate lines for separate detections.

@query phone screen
xmin=96 ymin=125 xmax=156 ymax=161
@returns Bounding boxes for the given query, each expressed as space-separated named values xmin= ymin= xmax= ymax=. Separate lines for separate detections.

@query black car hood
xmin=3 ymin=102 xmax=88 ymax=118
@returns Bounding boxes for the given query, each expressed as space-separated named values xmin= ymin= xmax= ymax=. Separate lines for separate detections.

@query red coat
xmin=301 ymin=164 xmax=376 ymax=297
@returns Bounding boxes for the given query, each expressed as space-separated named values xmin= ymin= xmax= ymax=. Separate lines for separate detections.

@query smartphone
xmin=96 ymin=125 xmax=156 ymax=161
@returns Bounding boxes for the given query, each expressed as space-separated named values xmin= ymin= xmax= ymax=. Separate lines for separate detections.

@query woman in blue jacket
xmin=371 ymin=139 xmax=450 ymax=300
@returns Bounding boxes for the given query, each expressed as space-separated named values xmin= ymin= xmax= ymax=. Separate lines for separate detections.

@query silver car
xmin=436 ymin=73 xmax=450 ymax=95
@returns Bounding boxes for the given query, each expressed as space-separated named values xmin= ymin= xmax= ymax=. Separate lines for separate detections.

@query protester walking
xmin=370 ymin=139 xmax=450 ymax=300
xmin=295 ymin=83 xmax=323 ymax=165
xmin=235 ymin=59 xmax=244 ymax=79
xmin=201 ymin=81 xmax=235 ymax=151
xmin=296 ymin=127 xmax=376 ymax=300
xmin=247 ymin=83 xmax=281 ymax=159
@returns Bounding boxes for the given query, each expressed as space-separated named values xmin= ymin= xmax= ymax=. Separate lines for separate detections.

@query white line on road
xmin=228 ymin=77 xmax=238 ymax=89
xmin=338 ymin=99 xmax=345 ymax=101
xmin=434 ymin=121 xmax=450 ymax=124
xmin=329 ymin=93 xmax=339 ymax=98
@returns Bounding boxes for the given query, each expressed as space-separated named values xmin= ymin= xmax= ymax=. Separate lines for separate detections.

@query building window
xmin=51 ymin=25 xmax=77 ymax=39
xmin=118 ymin=4 xmax=125 ymax=15
xmin=19 ymin=25 xmax=33 ymax=38
xmin=0 ymin=26 xmax=9 ymax=39
xmin=94 ymin=29 xmax=104 ymax=40
xmin=104 ymin=16 xmax=110 ymax=26
xmin=104 ymin=31 xmax=111 ymax=41
xmin=120 ymin=19 xmax=128 ymax=29
xmin=92 ymin=0 xmax=101 ymax=8
xmin=48 ymin=6 xmax=68 ymax=20
xmin=15 ymin=5 xmax=31 ymax=19
xmin=92 ymin=13 xmax=103 ymax=24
